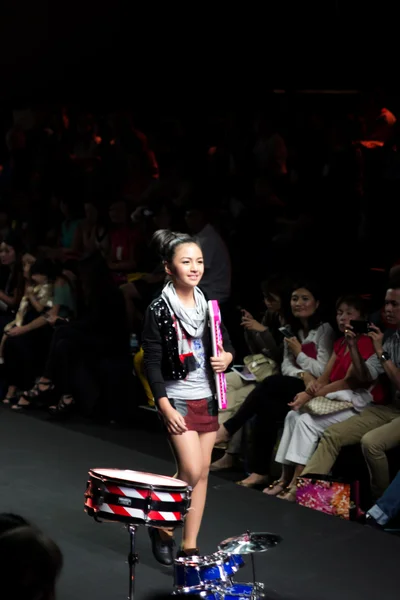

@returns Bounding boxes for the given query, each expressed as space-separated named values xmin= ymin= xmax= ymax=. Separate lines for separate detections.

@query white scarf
xmin=161 ymin=281 xmax=208 ymax=339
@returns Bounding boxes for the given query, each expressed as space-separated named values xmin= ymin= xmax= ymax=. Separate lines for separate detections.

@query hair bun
xmin=151 ymin=229 xmax=197 ymax=262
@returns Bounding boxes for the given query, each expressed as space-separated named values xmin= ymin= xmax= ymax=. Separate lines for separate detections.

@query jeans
xmin=368 ymin=470 xmax=400 ymax=526
xmin=303 ymin=404 xmax=400 ymax=498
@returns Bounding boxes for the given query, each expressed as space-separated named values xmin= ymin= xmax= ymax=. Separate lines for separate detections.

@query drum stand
xmin=127 ymin=525 xmax=139 ymax=600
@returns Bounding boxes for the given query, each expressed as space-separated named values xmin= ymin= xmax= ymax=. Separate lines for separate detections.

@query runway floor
xmin=1 ymin=407 xmax=399 ymax=600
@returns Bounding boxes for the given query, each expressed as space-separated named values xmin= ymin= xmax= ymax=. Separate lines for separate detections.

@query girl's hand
xmin=288 ymin=391 xmax=311 ymax=411
xmin=161 ymin=405 xmax=188 ymax=435
xmin=210 ymin=343 xmax=233 ymax=373
xmin=285 ymin=336 xmax=302 ymax=357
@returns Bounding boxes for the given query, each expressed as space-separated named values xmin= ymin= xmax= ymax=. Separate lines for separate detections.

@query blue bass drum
xmin=173 ymin=582 xmax=264 ymax=600
xmin=174 ymin=555 xmax=226 ymax=589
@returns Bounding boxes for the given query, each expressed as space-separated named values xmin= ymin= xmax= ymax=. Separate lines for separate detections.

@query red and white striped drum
xmin=84 ymin=469 xmax=192 ymax=528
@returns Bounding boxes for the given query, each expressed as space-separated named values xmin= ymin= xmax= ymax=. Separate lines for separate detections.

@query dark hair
xmin=335 ymin=294 xmax=367 ymax=319
xmin=30 ymin=258 xmax=57 ymax=281
xmin=261 ymin=275 xmax=292 ymax=321
xmin=2 ymin=231 xmax=24 ymax=256
xmin=0 ymin=525 xmax=63 ymax=600
xmin=152 ymin=229 xmax=200 ymax=263
xmin=288 ymin=280 xmax=323 ymax=334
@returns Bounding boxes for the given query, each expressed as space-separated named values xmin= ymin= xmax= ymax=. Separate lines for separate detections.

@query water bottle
xmin=130 ymin=334 xmax=139 ymax=354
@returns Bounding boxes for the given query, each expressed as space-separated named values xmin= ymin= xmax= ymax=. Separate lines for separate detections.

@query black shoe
xmin=365 ymin=514 xmax=383 ymax=530
xmin=148 ymin=527 xmax=175 ymax=566
xmin=176 ymin=548 xmax=200 ymax=559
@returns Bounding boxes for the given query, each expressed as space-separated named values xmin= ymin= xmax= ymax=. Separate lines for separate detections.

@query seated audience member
xmin=108 ymin=199 xmax=142 ymax=284
xmin=185 ymin=204 xmax=231 ymax=307
xmin=272 ymin=295 xmax=384 ymax=501
xmin=20 ymin=253 xmax=129 ymax=417
xmin=0 ymin=512 xmax=63 ymax=600
xmin=369 ymin=264 xmax=400 ymax=333
xmin=302 ymin=281 xmax=400 ymax=499
xmin=74 ymin=199 xmax=109 ymax=258
xmin=2 ymin=257 xmax=56 ymax=405
xmin=366 ymin=469 xmax=400 ymax=529
xmin=10 ymin=260 xmax=76 ymax=410
xmin=0 ymin=257 xmax=53 ymax=362
xmin=211 ymin=276 xmax=292 ymax=470
xmin=216 ymin=281 xmax=334 ymax=488
xmin=0 ymin=232 xmax=24 ymax=323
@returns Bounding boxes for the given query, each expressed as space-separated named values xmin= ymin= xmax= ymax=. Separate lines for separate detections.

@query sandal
xmin=21 ymin=379 xmax=55 ymax=405
xmin=278 ymin=485 xmax=297 ymax=502
xmin=263 ymin=480 xmax=288 ymax=496
xmin=48 ymin=396 xmax=75 ymax=419
xmin=11 ymin=398 xmax=37 ymax=412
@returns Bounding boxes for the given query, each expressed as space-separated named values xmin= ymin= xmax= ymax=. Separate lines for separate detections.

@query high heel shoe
xmin=11 ymin=398 xmax=37 ymax=412
xmin=176 ymin=548 xmax=200 ymax=558
xmin=48 ymin=396 xmax=75 ymax=419
xmin=21 ymin=380 xmax=55 ymax=406
xmin=148 ymin=527 xmax=175 ymax=566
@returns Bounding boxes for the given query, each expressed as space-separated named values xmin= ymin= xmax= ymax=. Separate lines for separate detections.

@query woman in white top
xmin=216 ymin=282 xmax=334 ymax=489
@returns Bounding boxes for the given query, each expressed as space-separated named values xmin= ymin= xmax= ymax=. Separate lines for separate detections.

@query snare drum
xmin=84 ymin=468 xmax=191 ymax=528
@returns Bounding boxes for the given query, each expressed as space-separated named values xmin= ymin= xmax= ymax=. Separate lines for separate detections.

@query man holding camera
xmin=302 ymin=285 xmax=400 ymax=498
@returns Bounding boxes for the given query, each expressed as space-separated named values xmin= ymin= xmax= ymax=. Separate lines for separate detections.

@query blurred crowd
xmin=2 ymin=95 xmax=400 ymax=530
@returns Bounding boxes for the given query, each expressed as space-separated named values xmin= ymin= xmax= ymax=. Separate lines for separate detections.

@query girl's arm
xmin=142 ymin=306 xmax=167 ymax=404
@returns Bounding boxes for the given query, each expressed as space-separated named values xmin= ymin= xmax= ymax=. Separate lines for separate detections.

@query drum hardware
xmin=219 ymin=530 xmax=282 ymax=586
xmin=127 ymin=524 xmax=139 ymax=600
xmin=84 ymin=468 xmax=192 ymax=600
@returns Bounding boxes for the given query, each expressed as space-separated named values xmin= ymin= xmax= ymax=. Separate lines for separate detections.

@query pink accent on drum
xmin=208 ymin=300 xmax=227 ymax=410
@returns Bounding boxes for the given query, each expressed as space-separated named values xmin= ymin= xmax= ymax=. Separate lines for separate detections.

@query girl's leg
xmin=170 ymin=430 xmax=216 ymax=551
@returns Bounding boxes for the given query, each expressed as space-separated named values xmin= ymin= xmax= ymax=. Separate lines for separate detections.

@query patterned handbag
xmin=243 ymin=354 xmax=278 ymax=383
xmin=296 ymin=474 xmax=360 ymax=520
xmin=302 ymin=396 xmax=353 ymax=416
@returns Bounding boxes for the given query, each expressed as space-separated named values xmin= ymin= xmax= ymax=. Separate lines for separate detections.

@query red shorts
xmin=167 ymin=397 xmax=218 ymax=433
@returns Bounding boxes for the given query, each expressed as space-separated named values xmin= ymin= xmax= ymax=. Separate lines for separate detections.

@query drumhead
xmin=89 ymin=468 xmax=188 ymax=488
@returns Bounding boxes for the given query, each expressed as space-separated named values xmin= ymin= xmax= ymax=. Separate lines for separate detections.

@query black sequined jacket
xmin=142 ymin=296 xmax=234 ymax=403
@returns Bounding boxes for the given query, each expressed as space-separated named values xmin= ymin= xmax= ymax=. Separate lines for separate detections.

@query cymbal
xmin=218 ymin=531 xmax=282 ymax=554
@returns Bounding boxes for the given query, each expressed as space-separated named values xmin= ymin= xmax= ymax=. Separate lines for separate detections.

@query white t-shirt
xmin=165 ymin=308 xmax=214 ymax=400
xmin=197 ymin=224 xmax=231 ymax=304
